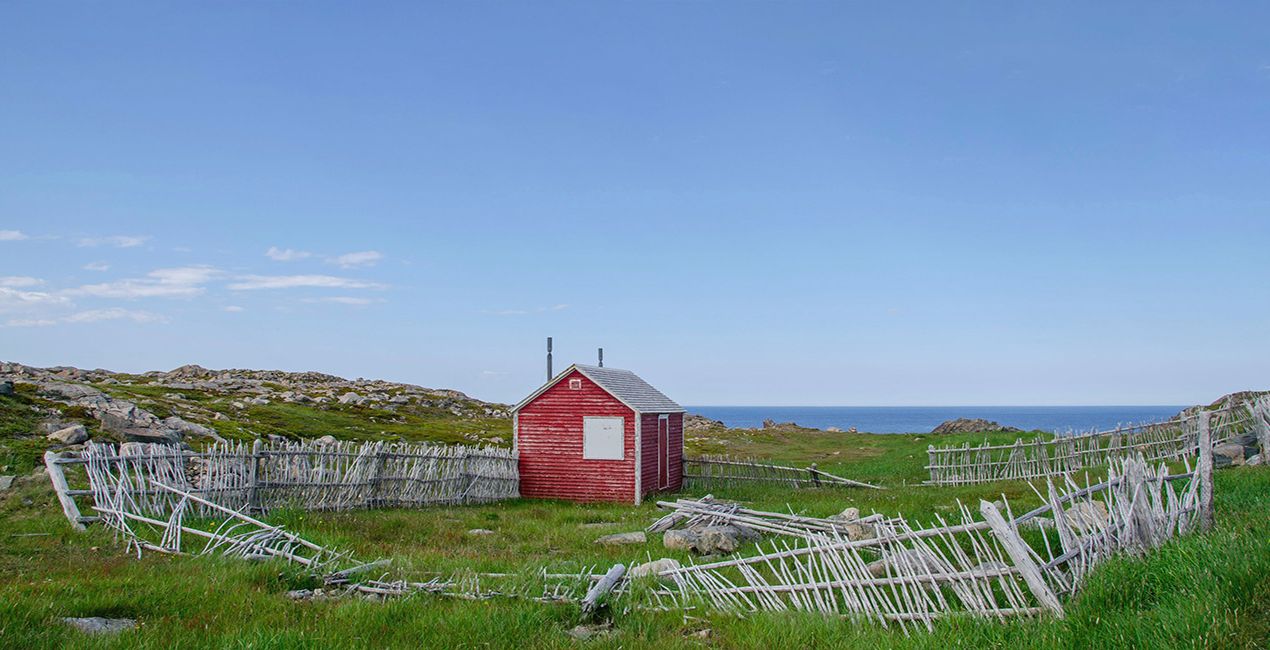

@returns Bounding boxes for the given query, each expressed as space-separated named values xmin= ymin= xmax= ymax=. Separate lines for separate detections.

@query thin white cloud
xmin=329 ymin=250 xmax=383 ymax=268
xmin=66 ymin=265 xmax=219 ymax=299
xmin=5 ymin=318 xmax=58 ymax=327
xmin=228 ymin=274 xmax=386 ymax=290
xmin=302 ymin=296 xmax=384 ymax=306
xmin=0 ymin=287 xmax=71 ymax=312
xmin=0 ymin=230 xmax=29 ymax=241
xmin=224 ymin=305 xmax=245 ymax=312
xmin=83 ymin=262 xmax=111 ymax=272
xmin=6 ymin=308 xmax=166 ymax=327
xmin=77 ymin=234 xmax=149 ymax=248
xmin=266 ymin=246 xmax=312 ymax=261
xmin=63 ymin=308 xmax=166 ymax=324
xmin=0 ymin=276 xmax=44 ymax=288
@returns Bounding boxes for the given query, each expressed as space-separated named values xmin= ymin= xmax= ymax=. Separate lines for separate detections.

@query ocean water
xmin=686 ymin=405 xmax=1188 ymax=435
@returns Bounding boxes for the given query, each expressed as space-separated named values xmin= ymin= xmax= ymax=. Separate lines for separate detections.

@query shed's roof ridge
xmin=513 ymin=363 xmax=684 ymax=413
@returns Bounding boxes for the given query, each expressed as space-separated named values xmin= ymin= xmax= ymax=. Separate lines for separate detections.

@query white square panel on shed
xmin=583 ymin=416 xmax=624 ymax=460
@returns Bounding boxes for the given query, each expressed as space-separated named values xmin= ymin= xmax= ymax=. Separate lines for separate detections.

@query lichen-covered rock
xmin=930 ymin=418 xmax=1021 ymax=435
xmin=662 ymin=529 xmax=700 ymax=552
xmin=594 ymin=531 xmax=646 ymax=546
xmin=47 ymin=424 xmax=89 ymax=445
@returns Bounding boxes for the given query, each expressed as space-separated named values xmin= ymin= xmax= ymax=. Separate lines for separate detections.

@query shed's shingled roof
xmin=514 ymin=364 xmax=684 ymax=413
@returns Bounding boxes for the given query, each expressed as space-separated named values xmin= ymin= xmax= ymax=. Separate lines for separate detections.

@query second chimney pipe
xmin=598 ymin=348 xmax=603 ymax=367
xmin=547 ymin=337 xmax=553 ymax=381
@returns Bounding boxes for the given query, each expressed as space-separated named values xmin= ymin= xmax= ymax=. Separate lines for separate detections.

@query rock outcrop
xmin=930 ymin=418 xmax=1021 ymax=435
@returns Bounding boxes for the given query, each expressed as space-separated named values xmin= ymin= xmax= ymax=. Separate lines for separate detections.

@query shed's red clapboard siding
xmin=516 ymin=369 xmax=636 ymax=503
xmin=639 ymin=412 xmax=685 ymax=497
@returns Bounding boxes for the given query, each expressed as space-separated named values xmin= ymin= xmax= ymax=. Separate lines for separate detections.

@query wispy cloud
xmin=0 ymin=287 xmax=71 ymax=312
xmin=5 ymin=308 xmax=166 ymax=327
xmin=64 ymin=308 xmax=166 ymax=324
xmin=329 ymin=250 xmax=382 ymax=269
xmin=224 ymin=305 xmax=245 ymax=313
xmin=66 ymin=265 xmax=220 ymax=299
xmin=266 ymin=246 xmax=312 ymax=261
xmin=227 ymin=274 xmax=386 ymax=291
xmin=77 ymin=234 xmax=149 ymax=248
xmin=0 ymin=276 xmax=44 ymax=288
xmin=83 ymin=262 xmax=111 ymax=272
xmin=0 ymin=230 xmax=29 ymax=241
xmin=301 ymin=296 xmax=384 ymax=306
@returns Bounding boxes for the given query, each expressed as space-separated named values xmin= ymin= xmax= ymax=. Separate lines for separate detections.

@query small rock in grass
xmin=286 ymin=589 xmax=314 ymax=600
xmin=1247 ymin=454 xmax=1263 ymax=467
xmin=467 ymin=528 xmax=495 ymax=536
xmin=629 ymin=558 xmax=681 ymax=578
xmin=63 ymin=617 xmax=136 ymax=635
xmin=594 ymin=531 xmax=646 ymax=546
xmin=48 ymin=424 xmax=89 ymax=445
xmin=566 ymin=623 xmax=611 ymax=640
xmin=692 ymin=628 xmax=712 ymax=639
xmin=0 ymin=475 xmax=14 ymax=491
xmin=315 ymin=435 xmax=338 ymax=445
xmin=828 ymin=506 xmax=860 ymax=522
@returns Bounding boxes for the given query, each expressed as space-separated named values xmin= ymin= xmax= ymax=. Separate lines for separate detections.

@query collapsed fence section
xmin=683 ymin=455 xmax=882 ymax=490
xmin=47 ymin=438 xmax=519 ymax=525
xmin=637 ymin=451 xmax=1209 ymax=632
xmin=926 ymin=397 xmax=1268 ymax=486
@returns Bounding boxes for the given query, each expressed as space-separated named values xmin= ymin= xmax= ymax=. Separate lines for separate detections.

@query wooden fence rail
xmin=50 ymin=438 xmax=518 ymax=524
xmin=684 ymin=455 xmax=882 ymax=490
xmin=926 ymin=397 xmax=1267 ymax=486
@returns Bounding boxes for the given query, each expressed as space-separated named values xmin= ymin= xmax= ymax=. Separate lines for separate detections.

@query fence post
xmin=44 ymin=451 xmax=86 ymax=531
xmin=808 ymin=463 xmax=820 ymax=488
xmin=980 ymin=500 xmax=1064 ymax=618
xmin=1197 ymin=410 xmax=1214 ymax=531
xmin=1256 ymin=398 xmax=1270 ymax=468
xmin=246 ymin=439 xmax=262 ymax=513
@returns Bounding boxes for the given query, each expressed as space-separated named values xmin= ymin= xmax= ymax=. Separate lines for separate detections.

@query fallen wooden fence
xmin=926 ymin=397 xmax=1267 ymax=486
xmin=635 ymin=450 xmax=1209 ymax=633
xmin=684 ymin=455 xmax=882 ymax=490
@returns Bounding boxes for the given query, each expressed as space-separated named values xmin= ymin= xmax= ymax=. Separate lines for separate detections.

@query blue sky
xmin=2 ymin=3 xmax=1268 ymax=406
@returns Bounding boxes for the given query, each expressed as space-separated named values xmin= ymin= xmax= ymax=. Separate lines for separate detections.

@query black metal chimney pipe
xmin=547 ymin=337 xmax=553 ymax=381
xmin=598 ymin=348 xmax=603 ymax=367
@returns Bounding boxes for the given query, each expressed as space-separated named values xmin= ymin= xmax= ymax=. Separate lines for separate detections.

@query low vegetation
xmin=1 ymin=379 xmax=1267 ymax=648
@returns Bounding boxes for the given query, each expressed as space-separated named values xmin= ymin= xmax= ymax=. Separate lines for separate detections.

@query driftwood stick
xmin=581 ymin=563 xmax=626 ymax=618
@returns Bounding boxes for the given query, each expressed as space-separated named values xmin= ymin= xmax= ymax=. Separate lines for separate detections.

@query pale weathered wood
xmin=43 ymin=451 xmax=85 ymax=531
xmin=1196 ymin=410 xmax=1214 ymax=531
xmin=581 ymin=563 xmax=626 ymax=617
xmin=979 ymin=500 xmax=1064 ymax=618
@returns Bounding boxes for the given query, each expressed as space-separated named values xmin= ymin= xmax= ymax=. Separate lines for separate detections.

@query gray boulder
xmin=338 ymin=392 xmax=364 ymax=405
xmin=1212 ymin=443 xmax=1247 ymax=469
xmin=662 ymin=529 xmax=700 ymax=552
xmin=47 ymin=424 xmax=89 ymax=445
xmin=0 ymin=380 xmax=13 ymax=396
xmin=163 ymin=416 xmax=225 ymax=442
xmin=866 ymin=548 xmax=945 ymax=578
xmin=629 ymin=558 xmax=681 ymax=578
xmin=315 ymin=435 xmax=338 ymax=445
xmin=62 ymin=617 xmax=136 ymax=635
xmin=594 ymin=531 xmax=646 ymax=546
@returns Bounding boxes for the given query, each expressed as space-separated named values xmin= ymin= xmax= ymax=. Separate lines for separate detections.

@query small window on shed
xmin=583 ymin=416 xmax=624 ymax=460
xmin=569 ymin=378 xmax=582 ymax=390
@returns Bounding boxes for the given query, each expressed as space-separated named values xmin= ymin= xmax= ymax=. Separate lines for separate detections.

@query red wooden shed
xmin=512 ymin=364 xmax=685 ymax=504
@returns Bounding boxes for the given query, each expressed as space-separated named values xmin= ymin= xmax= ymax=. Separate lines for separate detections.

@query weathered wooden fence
xmin=636 ymin=451 xmax=1210 ymax=632
xmin=47 ymin=438 xmax=519 ymax=525
xmin=684 ymin=455 xmax=882 ymax=490
xmin=926 ymin=397 xmax=1268 ymax=486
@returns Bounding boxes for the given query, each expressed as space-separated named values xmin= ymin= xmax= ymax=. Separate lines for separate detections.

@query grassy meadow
xmin=1 ymin=390 xmax=1267 ymax=648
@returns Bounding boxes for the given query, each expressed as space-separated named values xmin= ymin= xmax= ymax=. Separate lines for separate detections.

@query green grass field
xmin=1 ymin=391 xmax=1267 ymax=648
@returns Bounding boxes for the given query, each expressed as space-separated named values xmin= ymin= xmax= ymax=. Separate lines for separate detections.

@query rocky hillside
xmin=0 ymin=361 xmax=513 ymax=469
